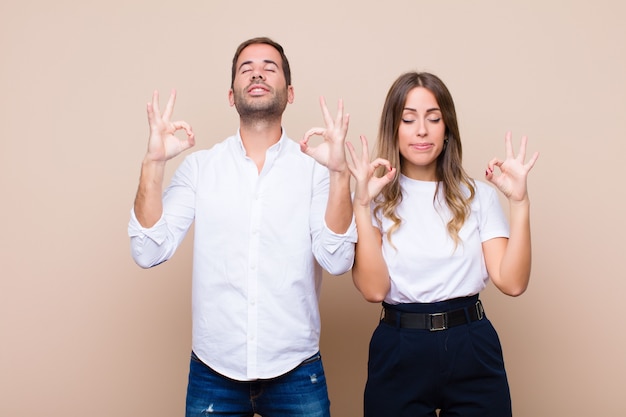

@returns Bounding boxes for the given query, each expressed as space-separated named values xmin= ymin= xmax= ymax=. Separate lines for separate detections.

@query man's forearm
xmin=134 ymin=159 xmax=167 ymax=228
xmin=324 ymin=170 xmax=353 ymax=234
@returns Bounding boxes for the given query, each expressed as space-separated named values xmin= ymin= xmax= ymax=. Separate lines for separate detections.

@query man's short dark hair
xmin=230 ymin=37 xmax=292 ymax=88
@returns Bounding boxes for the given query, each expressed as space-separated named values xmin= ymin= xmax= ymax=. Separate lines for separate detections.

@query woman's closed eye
xmin=401 ymin=117 xmax=440 ymax=123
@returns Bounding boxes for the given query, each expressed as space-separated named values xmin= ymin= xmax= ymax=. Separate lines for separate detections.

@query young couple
xmin=128 ymin=37 xmax=538 ymax=417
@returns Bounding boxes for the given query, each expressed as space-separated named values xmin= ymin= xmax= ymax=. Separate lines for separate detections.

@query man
xmin=128 ymin=37 xmax=356 ymax=416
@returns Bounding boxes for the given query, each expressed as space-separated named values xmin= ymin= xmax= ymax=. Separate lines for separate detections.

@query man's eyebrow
xmin=238 ymin=59 xmax=279 ymax=71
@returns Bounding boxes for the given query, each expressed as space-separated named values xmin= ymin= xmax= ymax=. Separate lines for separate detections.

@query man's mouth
xmin=248 ymin=83 xmax=270 ymax=94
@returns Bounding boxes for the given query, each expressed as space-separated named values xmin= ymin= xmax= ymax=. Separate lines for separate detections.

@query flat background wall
xmin=2 ymin=0 xmax=625 ymax=415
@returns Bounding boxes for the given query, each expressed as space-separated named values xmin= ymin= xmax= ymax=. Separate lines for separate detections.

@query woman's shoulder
xmin=473 ymin=179 xmax=497 ymax=195
xmin=469 ymin=180 xmax=501 ymax=210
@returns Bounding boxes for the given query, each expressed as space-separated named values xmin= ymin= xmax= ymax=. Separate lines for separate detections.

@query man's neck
xmin=239 ymin=117 xmax=283 ymax=172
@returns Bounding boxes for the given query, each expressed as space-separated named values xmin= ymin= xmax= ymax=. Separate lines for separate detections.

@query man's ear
xmin=228 ymin=89 xmax=235 ymax=107
xmin=287 ymin=85 xmax=294 ymax=104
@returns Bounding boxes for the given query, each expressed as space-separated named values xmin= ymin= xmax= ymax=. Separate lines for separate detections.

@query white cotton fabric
xmin=128 ymin=130 xmax=356 ymax=380
xmin=377 ymin=175 xmax=509 ymax=304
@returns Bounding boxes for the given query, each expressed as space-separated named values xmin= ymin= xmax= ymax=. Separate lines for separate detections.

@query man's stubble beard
xmin=233 ymin=84 xmax=289 ymax=123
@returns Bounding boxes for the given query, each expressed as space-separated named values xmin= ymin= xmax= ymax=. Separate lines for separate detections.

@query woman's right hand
xmin=145 ymin=89 xmax=195 ymax=163
xmin=346 ymin=135 xmax=396 ymax=207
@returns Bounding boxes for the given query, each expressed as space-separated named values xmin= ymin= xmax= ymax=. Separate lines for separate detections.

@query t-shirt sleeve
xmin=477 ymin=183 xmax=510 ymax=242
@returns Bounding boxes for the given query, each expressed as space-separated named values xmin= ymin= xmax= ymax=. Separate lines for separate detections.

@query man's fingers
xmin=334 ymin=98 xmax=344 ymax=126
xmin=525 ymin=151 xmax=540 ymax=170
xmin=319 ymin=96 xmax=333 ymax=126
xmin=151 ymin=90 xmax=162 ymax=119
xmin=163 ymin=89 xmax=177 ymax=121
xmin=302 ymin=127 xmax=325 ymax=143
xmin=516 ymin=135 xmax=528 ymax=162
xmin=146 ymin=102 xmax=156 ymax=126
xmin=318 ymin=96 xmax=346 ymax=129
xmin=171 ymin=120 xmax=194 ymax=137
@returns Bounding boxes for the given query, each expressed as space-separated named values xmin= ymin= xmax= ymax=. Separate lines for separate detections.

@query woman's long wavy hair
xmin=373 ymin=71 xmax=475 ymax=248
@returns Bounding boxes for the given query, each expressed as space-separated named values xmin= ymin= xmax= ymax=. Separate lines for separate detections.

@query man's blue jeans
xmin=185 ymin=351 xmax=331 ymax=417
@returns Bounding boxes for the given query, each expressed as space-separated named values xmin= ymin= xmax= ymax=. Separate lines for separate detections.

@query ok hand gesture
xmin=346 ymin=135 xmax=396 ymax=207
xmin=485 ymin=132 xmax=539 ymax=202
xmin=300 ymin=97 xmax=350 ymax=173
xmin=145 ymin=89 xmax=195 ymax=162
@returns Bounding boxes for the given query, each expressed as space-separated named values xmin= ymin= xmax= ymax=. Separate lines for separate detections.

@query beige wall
xmin=2 ymin=0 xmax=625 ymax=415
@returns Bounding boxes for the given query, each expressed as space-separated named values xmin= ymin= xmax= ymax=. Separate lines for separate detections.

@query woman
xmin=346 ymin=71 xmax=539 ymax=417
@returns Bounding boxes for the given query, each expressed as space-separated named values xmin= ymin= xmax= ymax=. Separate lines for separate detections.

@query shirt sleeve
xmin=309 ymin=163 xmax=357 ymax=275
xmin=477 ymin=183 xmax=510 ymax=242
xmin=127 ymin=155 xmax=197 ymax=268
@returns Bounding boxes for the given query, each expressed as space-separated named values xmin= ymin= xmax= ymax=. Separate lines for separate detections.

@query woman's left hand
xmin=485 ymin=132 xmax=539 ymax=202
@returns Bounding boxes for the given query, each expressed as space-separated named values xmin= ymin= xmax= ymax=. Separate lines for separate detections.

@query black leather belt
xmin=382 ymin=300 xmax=484 ymax=331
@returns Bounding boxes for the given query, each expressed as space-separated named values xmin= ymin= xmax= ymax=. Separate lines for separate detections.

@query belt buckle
xmin=429 ymin=312 xmax=448 ymax=331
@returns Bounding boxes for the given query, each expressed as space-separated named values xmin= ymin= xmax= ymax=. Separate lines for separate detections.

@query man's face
xmin=229 ymin=43 xmax=294 ymax=119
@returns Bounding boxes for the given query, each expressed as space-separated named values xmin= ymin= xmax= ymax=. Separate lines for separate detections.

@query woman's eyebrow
xmin=403 ymin=106 xmax=441 ymax=112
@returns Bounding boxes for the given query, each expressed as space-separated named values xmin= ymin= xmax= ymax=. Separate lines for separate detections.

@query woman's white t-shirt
xmin=376 ymin=175 xmax=509 ymax=304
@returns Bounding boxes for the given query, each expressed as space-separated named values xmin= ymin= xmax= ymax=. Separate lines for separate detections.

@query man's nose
xmin=251 ymin=73 xmax=265 ymax=81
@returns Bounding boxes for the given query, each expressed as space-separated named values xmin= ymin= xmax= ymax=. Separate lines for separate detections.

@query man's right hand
xmin=145 ymin=89 xmax=195 ymax=162
xmin=134 ymin=89 xmax=194 ymax=228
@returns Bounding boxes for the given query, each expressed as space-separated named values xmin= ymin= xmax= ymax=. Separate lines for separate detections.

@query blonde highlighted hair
xmin=373 ymin=72 xmax=475 ymax=247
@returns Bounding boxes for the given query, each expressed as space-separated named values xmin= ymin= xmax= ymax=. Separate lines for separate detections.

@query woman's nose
xmin=416 ymin=122 xmax=427 ymax=136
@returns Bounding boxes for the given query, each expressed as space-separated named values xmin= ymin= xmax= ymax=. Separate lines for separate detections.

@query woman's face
xmin=397 ymin=86 xmax=446 ymax=181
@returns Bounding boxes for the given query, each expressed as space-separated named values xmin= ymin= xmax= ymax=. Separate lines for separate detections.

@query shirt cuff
xmin=321 ymin=216 xmax=358 ymax=254
xmin=127 ymin=209 xmax=168 ymax=245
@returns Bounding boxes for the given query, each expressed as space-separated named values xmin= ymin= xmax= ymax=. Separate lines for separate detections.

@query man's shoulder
xmin=279 ymin=136 xmax=317 ymax=162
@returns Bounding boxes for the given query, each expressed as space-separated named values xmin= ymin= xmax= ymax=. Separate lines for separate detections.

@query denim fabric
xmin=185 ymin=351 xmax=330 ymax=417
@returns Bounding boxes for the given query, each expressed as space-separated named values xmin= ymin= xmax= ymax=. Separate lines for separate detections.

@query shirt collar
xmin=234 ymin=128 xmax=288 ymax=157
